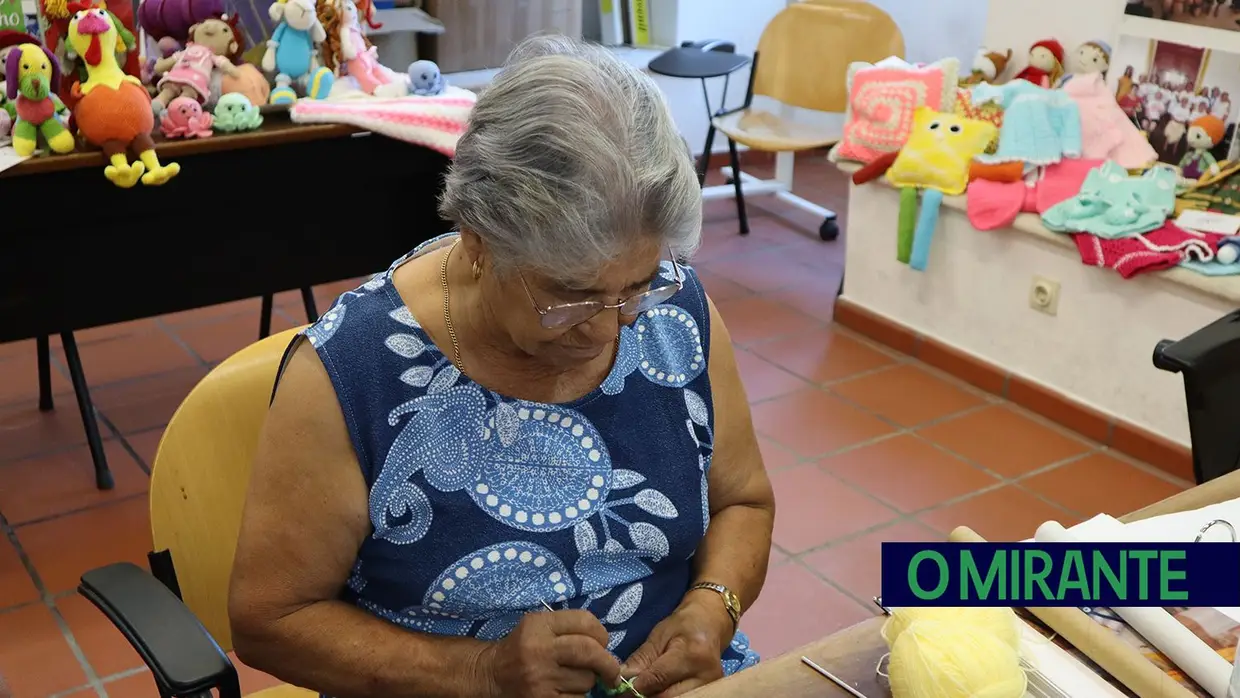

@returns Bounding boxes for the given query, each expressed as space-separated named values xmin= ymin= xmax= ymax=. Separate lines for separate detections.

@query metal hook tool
xmin=540 ymin=601 xmax=646 ymax=698
xmin=801 ymin=656 xmax=870 ymax=698
xmin=1195 ymin=519 xmax=1237 ymax=543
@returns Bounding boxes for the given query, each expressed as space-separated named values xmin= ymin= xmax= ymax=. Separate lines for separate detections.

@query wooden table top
xmin=2 ymin=113 xmax=358 ymax=178
xmin=685 ymin=471 xmax=1240 ymax=697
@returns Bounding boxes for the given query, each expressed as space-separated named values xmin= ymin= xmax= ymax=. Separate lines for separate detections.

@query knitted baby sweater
xmin=972 ymin=80 xmax=1082 ymax=166
xmin=1063 ymin=72 xmax=1156 ymax=169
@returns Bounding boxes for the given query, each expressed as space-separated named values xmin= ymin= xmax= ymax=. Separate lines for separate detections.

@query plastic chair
xmin=701 ymin=0 xmax=904 ymax=240
xmin=75 ymin=326 xmax=315 ymax=698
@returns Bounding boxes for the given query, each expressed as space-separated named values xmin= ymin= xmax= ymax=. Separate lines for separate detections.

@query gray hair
xmin=439 ymin=34 xmax=702 ymax=283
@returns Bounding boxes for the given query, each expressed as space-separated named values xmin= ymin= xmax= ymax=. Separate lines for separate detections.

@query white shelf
xmin=444 ymin=45 xmax=664 ymax=91
xmin=1120 ymin=14 xmax=1240 ymax=54
xmin=368 ymin=7 xmax=444 ymax=37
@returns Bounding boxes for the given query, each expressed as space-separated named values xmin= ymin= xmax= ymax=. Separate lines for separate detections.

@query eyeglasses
xmin=519 ymin=258 xmax=685 ymax=329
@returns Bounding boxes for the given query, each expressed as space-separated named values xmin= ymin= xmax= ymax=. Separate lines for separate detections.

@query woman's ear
xmin=458 ymin=230 xmax=485 ymax=268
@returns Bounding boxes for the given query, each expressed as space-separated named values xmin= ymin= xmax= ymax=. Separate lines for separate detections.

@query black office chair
xmin=1153 ymin=309 xmax=1240 ymax=483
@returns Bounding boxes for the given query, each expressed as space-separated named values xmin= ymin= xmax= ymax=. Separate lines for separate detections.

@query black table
xmin=2 ymin=117 xmax=453 ymax=488
xmin=647 ymin=44 xmax=751 ymax=183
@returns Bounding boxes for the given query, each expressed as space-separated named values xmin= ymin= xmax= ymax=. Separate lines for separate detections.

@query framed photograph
xmin=1125 ymin=0 xmax=1240 ymax=31
xmin=1111 ymin=35 xmax=1238 ymax=168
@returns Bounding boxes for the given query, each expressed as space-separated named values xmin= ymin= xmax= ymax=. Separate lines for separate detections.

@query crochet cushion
xmin=955 ymin=86 xmax=1003 ymax=154
xmin=837 ymin=56 xmax=960 ymax=164
xmin=885 ymin=106 xmax=997 ymax=196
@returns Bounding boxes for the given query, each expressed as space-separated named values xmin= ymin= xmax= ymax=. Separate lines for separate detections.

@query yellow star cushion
xmin=886 ymin=106 xmax=998 ymax=196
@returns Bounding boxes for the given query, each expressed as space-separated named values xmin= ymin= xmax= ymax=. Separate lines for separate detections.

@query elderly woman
xmin=228 ymin=34 xmax=775 ymax=698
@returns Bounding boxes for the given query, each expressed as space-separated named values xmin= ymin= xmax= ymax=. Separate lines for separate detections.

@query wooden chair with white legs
xmin=702 ymin=0 xmax=904 ymax=240
xmin=73 ymin=326 xmax=315 ymax=698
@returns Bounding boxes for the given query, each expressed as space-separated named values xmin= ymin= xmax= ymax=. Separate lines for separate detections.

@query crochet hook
xmin=539 ymin=601 xmax=646 ymax=698
xmin=801 ymin=656 xmax=869 ymax=698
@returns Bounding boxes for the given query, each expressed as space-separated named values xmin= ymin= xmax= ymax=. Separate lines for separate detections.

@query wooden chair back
xmin=148 ymin=327 xmax=305 ymax=651
xmin=753 ymin=0 xmax=905 ymax=113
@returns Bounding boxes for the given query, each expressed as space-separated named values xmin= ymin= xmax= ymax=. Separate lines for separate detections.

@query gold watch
xmin=690 ymin=582 xmax=741 ymax=629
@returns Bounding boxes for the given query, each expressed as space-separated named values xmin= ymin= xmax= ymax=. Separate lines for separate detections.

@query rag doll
xmin=959 ymin=48 xmax=1011 ymax=87
xmin=152 ymin=17 xmax=242 ymax=113
xmin=355 ymin=0 xmax=383 ymax=30
xmin=1179 ymin=114 xmax=1225 ymax=181
xmin=320 ymin=0 xmax=406 ymax=97
xmin=1058 ymin=40 xmax=1111 ymax=86
xmin=1013 ymin=39 xmax=1064 ymax=88
xmin=262 ymin=0 xmax=334 ymax=101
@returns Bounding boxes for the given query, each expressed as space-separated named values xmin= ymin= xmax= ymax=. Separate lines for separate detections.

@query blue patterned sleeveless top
xmin=302 ymin=235 xmax=759 ymax=696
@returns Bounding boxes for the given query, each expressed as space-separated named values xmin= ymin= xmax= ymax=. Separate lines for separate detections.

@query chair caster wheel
xmin=819 ymin=218 xmax=839 ymax=241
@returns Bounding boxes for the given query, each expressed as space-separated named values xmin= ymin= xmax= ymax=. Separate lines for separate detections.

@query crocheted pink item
xmin=1035 ymin=158 xmax=1103 ymax=212
xmin=966 ymin=158 xmax=1102 ymax=230
xmin=1063 ymin=73 xmax=1157 ymax=169
xmin=1072 ymin=222 xmax=1224 ymax=278
xmin=967 ymin=178 xmax=1032 ymax=230
xmin=838 ymin=61 xmax=955 ymax=164
xmin=289 ymin=90 xmax=476 ymax=156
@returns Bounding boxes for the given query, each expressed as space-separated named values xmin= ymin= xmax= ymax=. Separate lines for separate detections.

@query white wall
xmin=665 ymin=0 xmax=989 ymax=154
xmin=983 ymin=0 xmax=1123 ymax=65
xmin=843 ymin=185 xmax=1231 ymax=446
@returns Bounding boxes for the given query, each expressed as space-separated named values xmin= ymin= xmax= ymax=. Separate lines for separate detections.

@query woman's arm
xmin=684 ymin=296 xmax=775 ymax=636
xmin=228 ymin=341 xmax=490 ymax=698
xmin=623 ymin=296 xmax=776 ymax=696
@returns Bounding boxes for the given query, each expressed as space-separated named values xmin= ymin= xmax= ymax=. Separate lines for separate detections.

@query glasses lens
xmin=622 ymin=285 xmax=679 ymax=316
xmin=541 ymin=302 xmax=603 ymax=329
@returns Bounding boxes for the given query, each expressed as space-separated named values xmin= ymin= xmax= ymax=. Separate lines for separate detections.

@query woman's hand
xmin=473 ymin=609 xmax=621 ymax=698
xmin=622 ymin=593 xmax=734 ymax=697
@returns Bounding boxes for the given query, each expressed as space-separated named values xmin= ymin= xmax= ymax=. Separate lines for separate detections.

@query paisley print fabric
xmin=302 ymin=235 xmax=759 ymax=697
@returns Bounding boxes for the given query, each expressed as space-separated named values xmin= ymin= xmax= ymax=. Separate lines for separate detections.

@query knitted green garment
xmin=1179 ymin=173 xmax=1240 ymax=216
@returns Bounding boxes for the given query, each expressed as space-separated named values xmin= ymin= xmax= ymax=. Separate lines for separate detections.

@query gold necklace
xmin=440 ymin=240 xmax=465 ymax=373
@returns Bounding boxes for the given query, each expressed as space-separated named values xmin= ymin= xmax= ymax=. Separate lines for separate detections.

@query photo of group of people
xmin=1125 ymin=0 xmax=1240 ymax=31
xmin=1111 ymin=35 xmax=1240 ymax=169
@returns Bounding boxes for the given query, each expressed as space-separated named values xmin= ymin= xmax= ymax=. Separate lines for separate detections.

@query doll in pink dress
xmin=152 ymin=18 xmax=243 ymax=112
xmin=323 ymin=0 xmax=406 ymax=96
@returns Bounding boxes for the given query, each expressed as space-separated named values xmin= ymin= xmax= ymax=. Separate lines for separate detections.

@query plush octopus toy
xmin=852 ymin=107 xmax=997 ymax=271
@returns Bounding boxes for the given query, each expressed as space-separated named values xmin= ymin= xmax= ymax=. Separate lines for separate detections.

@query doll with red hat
xmin=1014 ymin=39 xmax=1065 ymax=88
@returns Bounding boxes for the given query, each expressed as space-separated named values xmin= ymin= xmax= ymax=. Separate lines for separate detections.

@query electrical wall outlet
xmin=1029 ymin=276 xmax=1061 ymax=316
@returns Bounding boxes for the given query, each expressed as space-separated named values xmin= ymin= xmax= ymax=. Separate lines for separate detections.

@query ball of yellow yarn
xmin=881 ymin=607 xmax=1021 ymax=652
xmin=884 ymin=614 xmax=1027 ymax=698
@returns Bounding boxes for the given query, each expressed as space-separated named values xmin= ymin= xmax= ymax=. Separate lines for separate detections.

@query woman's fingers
xmin=630 ymin=647 xmax=690 ymax=696
xmin=546 ymin=609 xmax=612 ymax=648
xmin=553 ymin=634 xmax=622 ymax=683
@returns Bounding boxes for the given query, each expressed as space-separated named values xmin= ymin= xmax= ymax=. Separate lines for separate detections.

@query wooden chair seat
xmin=712 ymin=109 xmax=840 ymax=152
xmin=251 ymin=684 xmax=318 ymax=698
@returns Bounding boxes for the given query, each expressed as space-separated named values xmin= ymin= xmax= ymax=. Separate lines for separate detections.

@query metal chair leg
xmin=60 ymin=331 xmax=112 ymax=490
xmin=697 ymin=124 xmax=718 ymax=186
xmin=36 ymin=335 xmax=54 ymax=411
xmin=258 ymin=294 xmax=274 ymax=340
xmin=728 ymin=138 xmax=749 ymax=235
xmin=300 ymin=287 xmax=319 ymax=323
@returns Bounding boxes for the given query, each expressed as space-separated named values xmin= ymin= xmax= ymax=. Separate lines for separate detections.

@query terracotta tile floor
xmin=0 ymin=155 xmax=1189 ymax=696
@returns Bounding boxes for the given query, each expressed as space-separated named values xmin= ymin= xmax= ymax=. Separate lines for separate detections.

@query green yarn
xmin=595 ymin=677 xmax=645 ymax=697
xmin=897 ymin=186 xmax=918 ymax=264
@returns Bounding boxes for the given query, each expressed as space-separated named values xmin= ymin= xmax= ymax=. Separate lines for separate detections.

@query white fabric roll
xmin=1035 ymin=521 xmax=1234 ymax=698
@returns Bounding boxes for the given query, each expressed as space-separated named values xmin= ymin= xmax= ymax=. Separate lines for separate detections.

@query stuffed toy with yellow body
xmin=884 ymin=107 xmax=996 ymax=270
xmin=5 ymin=43 xmax=74 ymax=156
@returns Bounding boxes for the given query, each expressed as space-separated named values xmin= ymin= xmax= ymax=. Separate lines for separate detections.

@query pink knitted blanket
xmin=289 ymin=87 xmax=476 ymax=157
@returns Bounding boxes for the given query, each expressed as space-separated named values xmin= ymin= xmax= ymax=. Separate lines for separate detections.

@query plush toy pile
xmin=0 ymin=0 xmax=469 ymax=188
xmin=835 ymin=39 xmax=1240 ymax=280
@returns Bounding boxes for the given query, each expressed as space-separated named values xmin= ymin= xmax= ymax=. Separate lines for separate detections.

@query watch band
xmin=690 ymin=582 xmax=741 ymax=629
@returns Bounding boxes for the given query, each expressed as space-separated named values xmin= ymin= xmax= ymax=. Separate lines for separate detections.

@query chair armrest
xmin=79 ymin=562 xmax=242 ymax=698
